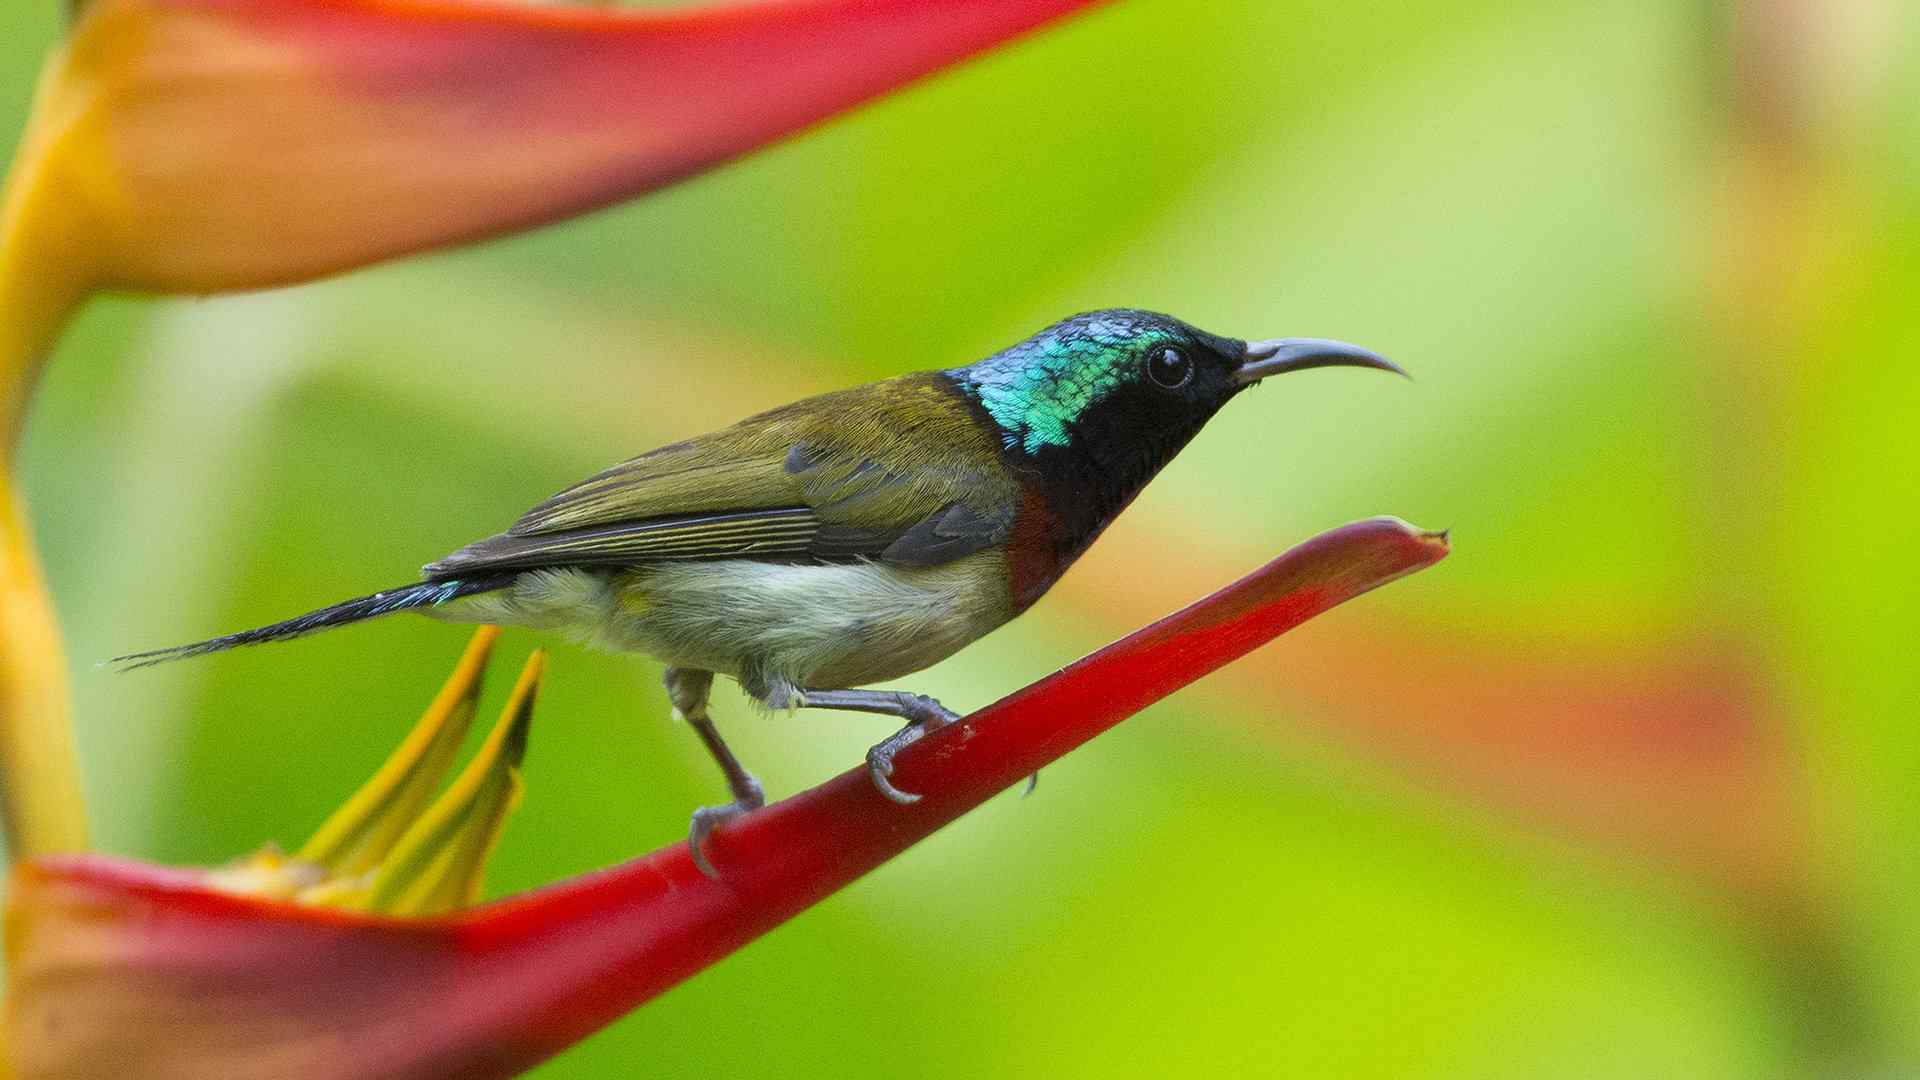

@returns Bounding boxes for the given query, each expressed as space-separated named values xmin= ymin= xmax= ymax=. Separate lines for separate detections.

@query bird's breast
xmin=611 ymin=553 xmax=1016 ymax=691
xmin=1002 ymin=487 xmax=1073 ymax=612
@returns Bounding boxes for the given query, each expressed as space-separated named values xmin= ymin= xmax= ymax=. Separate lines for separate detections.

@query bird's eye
xmin=1147 ymin=346 xmax=1192 ymax=389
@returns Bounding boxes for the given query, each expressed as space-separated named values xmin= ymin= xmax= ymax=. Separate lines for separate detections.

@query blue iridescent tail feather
xmin=109 ymin=574 xmax=516 ymax=670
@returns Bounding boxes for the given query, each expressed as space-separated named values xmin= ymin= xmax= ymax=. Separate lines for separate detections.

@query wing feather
xmin=425 ymin=374 xmax=1020 ymax=579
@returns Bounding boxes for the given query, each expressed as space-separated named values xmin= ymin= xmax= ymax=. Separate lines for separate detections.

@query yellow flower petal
xmin=364 ymin=649 xmax=543 ymax=916
xmin=296 ymin=626 xmax=498 ymax=876
xmin=201 ymin=844 xmax=327 ymax=901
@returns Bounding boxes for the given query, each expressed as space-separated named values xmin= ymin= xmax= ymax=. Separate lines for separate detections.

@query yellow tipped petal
xmin=364 ymin=650 xmax=542 ymax=917
xmin=193 ymin=632 xmax=536 ymax=915
xmin=295 ymin=626 xmax=498 ymax=875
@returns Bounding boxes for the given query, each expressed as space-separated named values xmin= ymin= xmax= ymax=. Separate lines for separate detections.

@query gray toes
xmin=866 ymin=745 xmax=922 ymax=805
xmin=688 ymin=799 xmax=757 ymax=879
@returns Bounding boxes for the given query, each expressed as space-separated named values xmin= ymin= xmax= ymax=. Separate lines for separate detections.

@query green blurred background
xmin=7 ymin=1 xmax=1920 ymax=1075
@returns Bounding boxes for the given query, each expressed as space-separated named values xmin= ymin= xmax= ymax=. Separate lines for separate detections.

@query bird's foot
xmin=1023 ymin=771 xmax=1039 ymax=798
xmin=866 ymin=726 xmax=927 ymax=805
xmin=687 ymin=773 xmax=765 ymax=879
xmin=864 ymin=695 xmax=959 ymax=805
xmin=795 ymin=688 xmax=960 ymax=806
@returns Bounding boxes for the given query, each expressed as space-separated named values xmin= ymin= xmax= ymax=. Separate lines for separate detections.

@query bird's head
xmin=946 ymin=308 xmax=1402 ymax=563
xmin=952 ymin=307 xmax=1401 ymax=462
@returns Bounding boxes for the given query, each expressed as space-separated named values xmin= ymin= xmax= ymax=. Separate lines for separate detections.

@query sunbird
xmin=119 ymin=310 xmax=1400 ymax=873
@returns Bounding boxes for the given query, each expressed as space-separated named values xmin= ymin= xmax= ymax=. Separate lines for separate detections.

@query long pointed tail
xmin=110 ymin=575 xmax=517 ymax=670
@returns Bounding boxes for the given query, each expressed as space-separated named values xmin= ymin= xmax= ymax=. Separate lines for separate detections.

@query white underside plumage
xmin=430 ymin=552 xmax=1013 ymax=706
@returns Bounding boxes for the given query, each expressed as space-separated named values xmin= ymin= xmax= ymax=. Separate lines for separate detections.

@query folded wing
xmin=424 ymin=375 xmax=1019 ymax=579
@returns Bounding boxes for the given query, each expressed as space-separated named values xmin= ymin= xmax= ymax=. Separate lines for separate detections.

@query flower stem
xmin=0 ymin=95 xmax=95 ymax=856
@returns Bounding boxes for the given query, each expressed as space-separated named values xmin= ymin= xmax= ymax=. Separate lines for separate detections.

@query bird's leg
xmin=666 ymin=667 xmax=763 ymax=878
xmin=797 ymin=689 xmax=961 ymax=805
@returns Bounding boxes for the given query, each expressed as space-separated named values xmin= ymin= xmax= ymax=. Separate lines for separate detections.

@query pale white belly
xmin=431 ymin=552 xmax=1014 ymax=703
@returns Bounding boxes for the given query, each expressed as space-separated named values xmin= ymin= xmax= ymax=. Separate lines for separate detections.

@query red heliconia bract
xmin=39 ymin=0 xmax=1120 ymax=296
xmin=5 ymin=518 xmax=1446 ymax=1080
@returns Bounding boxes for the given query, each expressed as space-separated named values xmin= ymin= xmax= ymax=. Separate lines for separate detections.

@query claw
xmin=867 ymin=744 xmax=922 ymax=805
xmin=865 ymin=722 xmax=928 ymax=805
xmin=687 ymin=777 xmax=764 ymax=879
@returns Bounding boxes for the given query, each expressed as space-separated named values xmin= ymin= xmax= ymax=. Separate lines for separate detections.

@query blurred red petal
xmin=4 ymin=519 xmax=1445 ymax=1079
xmin=1062 ymin=526 xmax=1806 ymax=894
xmin=1266 ymin=627 xmax=1805 ymax=888
xmin=51 ymin=0 xmax=1113 ymax=294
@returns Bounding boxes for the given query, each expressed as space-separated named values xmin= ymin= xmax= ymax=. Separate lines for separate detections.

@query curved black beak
xmin=1236 ymin=338 xmax=1406 ymax=384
